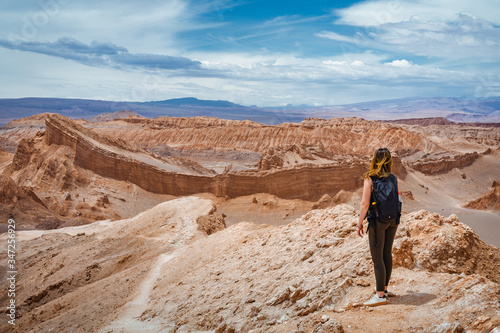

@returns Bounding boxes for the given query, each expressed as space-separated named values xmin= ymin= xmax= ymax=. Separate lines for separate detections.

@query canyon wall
xmin=408 ymin=152 xmax=481 ymax=175
xmin=43 ymin=114 xmax=366 ymax=200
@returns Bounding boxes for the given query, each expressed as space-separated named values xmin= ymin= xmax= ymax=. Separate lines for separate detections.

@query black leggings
xmin=368 ymin=219 xmax=398 ymax=292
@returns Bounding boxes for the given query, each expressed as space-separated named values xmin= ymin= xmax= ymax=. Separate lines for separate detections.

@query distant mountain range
xmin=295 ymin=97 xmax=500 ymax=122
xmin=146 ymin=97 xmax=242 ymax=108
xmin=0 ymin=97 xmax=303 ymax=126
xmin=0 ymin=96 xmax=499 ymax=126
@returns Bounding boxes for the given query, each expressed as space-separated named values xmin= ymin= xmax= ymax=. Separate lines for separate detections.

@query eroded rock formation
xmin=39 ymin=115 xmax=370 ymax=201
xmin=86 ymin=110 xmax=142 ymax=123
xmin=1 ymin=199 xmax=498 ymax=332
xmin=2 ymin=113 xmax=499 ymax=230
xmin=0 ymin=175 xmax=66 ymax=230
xmin=91 ymin=116 xmax=440 ymax=155
xmin=408 ymin=152 xmax=481 ymax=175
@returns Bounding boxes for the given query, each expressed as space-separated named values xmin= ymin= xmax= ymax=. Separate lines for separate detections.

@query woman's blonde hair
xmin=363 ymin=148 xmax=393 ymax=179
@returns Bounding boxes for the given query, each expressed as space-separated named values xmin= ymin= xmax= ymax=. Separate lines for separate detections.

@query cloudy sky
xmin=1 ymin=0 xmax=499 ymax=106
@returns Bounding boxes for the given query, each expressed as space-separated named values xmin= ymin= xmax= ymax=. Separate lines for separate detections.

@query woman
xmin=357 ymin=148 xmax=400 ymax=307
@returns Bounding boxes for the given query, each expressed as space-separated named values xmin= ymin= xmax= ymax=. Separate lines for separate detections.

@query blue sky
xmin=0 ymin=0 xmax=499 ymax=106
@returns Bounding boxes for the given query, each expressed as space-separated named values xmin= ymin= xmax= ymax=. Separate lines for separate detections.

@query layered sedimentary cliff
xmin=40 ymin=114 xmax=368 ymax=201
xmin=408 ymin=152 xmax=481 ymax=175
xmin=88 ymin=116 xmax=499 ymax=182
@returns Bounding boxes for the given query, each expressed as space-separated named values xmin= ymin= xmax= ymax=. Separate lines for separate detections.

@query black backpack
xmin=369 ymin=174 xmax=401 ymax=223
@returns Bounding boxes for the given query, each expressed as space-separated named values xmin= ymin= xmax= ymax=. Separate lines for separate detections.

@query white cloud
xmin=324 ymin=2 xmax=500 ymax=62
xmin=385 ymin=59 xmax=412 ymax=67
xmin=315 ymin=31 xmax=361 ymax=44
xmin=0 ymin=0 xmax=194 ymax=54
xmin=335 ymin=0 xmax=500 ymax=26
xmin=375 ymin=14 xmax=500 ymax=60
xmin=2 ymin=44 xmax=478 ymax=106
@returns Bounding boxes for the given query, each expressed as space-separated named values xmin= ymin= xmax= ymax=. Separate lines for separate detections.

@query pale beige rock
xmin=312 ymin=194 xmax=332 ymax=209
xmin=2 ymin=201 xmax=498 ymax=332
xmin=332 ymin=190 xmax=352 ymax=205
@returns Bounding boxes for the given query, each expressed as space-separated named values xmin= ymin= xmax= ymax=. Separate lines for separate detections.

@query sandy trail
xmin=98 ymin=200 xmax=212 ymax=332
xmin=100 ymin=252 xmax=179 ymax=332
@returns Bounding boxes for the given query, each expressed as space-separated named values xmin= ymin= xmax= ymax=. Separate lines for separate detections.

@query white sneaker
xmin=363 ymin=294 xmax=387 ymax=307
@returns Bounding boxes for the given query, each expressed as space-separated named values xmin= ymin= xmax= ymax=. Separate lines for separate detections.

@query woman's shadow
xmin=389 ymin=291 xmax=437 ymax=306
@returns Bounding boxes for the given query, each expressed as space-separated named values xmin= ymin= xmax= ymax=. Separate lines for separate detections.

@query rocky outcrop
xmin=0 ymin=175 xmax=45 ymax=207
xmin=464 ymin=181 xmax=500 ymax=210
xmin=392 ymin=210 xmax=500 ymax=282
xmin=3 ymin=199 xmax=499 ymax=333
xmin=196 ymin=206 xmax=227 ymax=235
xmin=0 ymin=147 xmax=12 ymax=163
xmin=0 ymin=113 xmax=48 ymax=152
xmin=312 ymin=194 xmax=332 ymax=209
xmin=7 ymin=132 xmax=123 ymax=224
xmin=12 ymin=136 xmax=38 ymax=171
xmin=0 ymin=175 xmax=66 ymax=230
xmin=258 ymin=147 xmax=285 ymax=170
xmin=258 ymin=145 xmax=341 ymax=171
xmin=408 ymin=152 xmax=480 ymax=175
xmin=332 ymin=190 xmax=352 ymax=204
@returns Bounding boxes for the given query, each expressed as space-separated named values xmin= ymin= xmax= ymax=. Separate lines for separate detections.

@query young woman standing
xmin=357 ymin=148 xmax=401 ymax=306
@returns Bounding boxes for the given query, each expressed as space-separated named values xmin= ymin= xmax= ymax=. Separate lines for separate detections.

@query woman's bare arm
xmin=357 ymin=177 xmax=372 ymax=237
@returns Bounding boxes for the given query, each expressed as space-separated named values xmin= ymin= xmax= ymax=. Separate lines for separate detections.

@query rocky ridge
xmin=0 ymin=198 xmax=498 ymax=332
xmin=92 ymin=116 xmax=441 ymax=155
xmin=9 ymin=115 xmax=373 ymax=202
xmin=0 ymin=175 xmax=66 ymax=230
xmin=2 ymin=114 xmax=499 ymax=177
xmin=82 ymin=116 xmax=500 ymax=183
